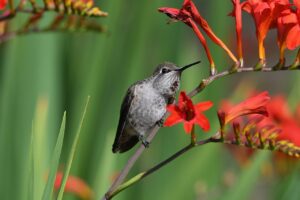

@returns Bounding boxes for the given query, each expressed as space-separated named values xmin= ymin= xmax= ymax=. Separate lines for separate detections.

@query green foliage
xmin=42 ymin=112 xmax=66 ymax=200
xmin=57 ymin=96 xmax=89 ymax=200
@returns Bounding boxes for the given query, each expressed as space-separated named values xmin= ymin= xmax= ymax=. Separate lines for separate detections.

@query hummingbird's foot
xmin=139 ymin=135 xmax=150 ymax=148
xmin=156 ymin=119 xmax=164 ymax=127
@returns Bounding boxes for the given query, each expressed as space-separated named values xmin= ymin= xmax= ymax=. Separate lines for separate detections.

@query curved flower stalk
xmin=0 ymin=0 xmax=108 ymax=44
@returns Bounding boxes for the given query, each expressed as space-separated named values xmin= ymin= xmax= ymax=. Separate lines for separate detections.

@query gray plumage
xmin=112 ymin=61 xmax=200 ymax=153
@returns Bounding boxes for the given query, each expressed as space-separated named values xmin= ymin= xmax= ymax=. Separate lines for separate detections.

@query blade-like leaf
xmin=56 ymin=96 xmax=90 ymax=200
xmin=42 ymin=112 xmax=66 ymax=200
xmin=27 ymin=122 xmax=34 ymax=200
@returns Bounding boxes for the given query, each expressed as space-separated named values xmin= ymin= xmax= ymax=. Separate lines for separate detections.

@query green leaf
xmin=56 ymin=96 xmax=90 ymax=200
xmin=42 ymin=112 xmax=66 ymax=200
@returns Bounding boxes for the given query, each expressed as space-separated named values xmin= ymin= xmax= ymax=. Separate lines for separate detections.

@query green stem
xmin=106 ymin=138 xmax=220 ymax=199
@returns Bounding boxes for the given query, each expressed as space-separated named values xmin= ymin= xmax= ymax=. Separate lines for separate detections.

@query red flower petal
xmin=277 ymin=122 xmax=300 ymax=147
xmin=166 ymin=104 xmax=179 ymax=113
xmin=222 ymin=91 xmax=270 ymax=124
xmin=196 ymin=113 xmax=210 ymax=131
xmin=195 ymin=101 xmax=213 ymax=112
xmin=186 ymin=1 xmax=237 ymax=62
xmin=286 ymin=25 xmax=300 ymax=50
xmin=164 ymin=111 xmax=183 ymax=127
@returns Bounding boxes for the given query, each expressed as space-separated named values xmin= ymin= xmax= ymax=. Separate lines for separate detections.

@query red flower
xmin=284 ymin=0 xmax=300 ymax=50
xmin=159 ymin=0 xmax=238 ymax=70
xmin=276 ymin=121 xmax=300 ymax=147
xmin=0 ymin=0 xmax=7 ymax=10
xmin=158 ymin=4 xmax=215 ymax=70
xmin=276 ymin=9 xmax=298 ymax=62
xmin=219 ymin=91 xmax=270 ymax=125
xmin=183 ymin=0 xmax=238 ymax=63
xmin=266 ymin=95 xmax=293 ymax=123
xmin=164 ymin=91 xmax=213 ymax=133
xmin=54 ymin=172 xmax=94 ymax=200
xmin=242 ymin=0 xmax=290 ymax=60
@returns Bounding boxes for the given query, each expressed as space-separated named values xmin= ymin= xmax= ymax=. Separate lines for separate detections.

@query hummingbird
xmin=112 ymin=61 xmax=201 ymax=153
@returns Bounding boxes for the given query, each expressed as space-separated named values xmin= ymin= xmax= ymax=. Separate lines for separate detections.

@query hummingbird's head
xmin=152 ymin=61 xmax=200 ymax=97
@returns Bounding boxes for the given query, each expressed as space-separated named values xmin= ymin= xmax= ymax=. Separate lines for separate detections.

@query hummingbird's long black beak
xmin=175 ymin=60 xmax=201 ymax=72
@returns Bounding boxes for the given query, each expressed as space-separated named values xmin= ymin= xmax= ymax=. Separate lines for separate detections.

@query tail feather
xmin=112 ymin=135 xmax=139 ymax=153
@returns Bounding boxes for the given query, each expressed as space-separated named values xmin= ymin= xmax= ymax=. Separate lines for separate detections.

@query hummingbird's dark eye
xmin=161 ymin=68 xmax=170 ymax=74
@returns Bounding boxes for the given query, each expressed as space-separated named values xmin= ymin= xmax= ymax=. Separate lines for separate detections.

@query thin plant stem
xmin=107 ymin=137 xmax=220 ymax=199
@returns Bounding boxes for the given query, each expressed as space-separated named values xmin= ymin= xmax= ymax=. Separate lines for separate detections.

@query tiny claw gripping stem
xmin=139 ymin=135 xmax=150 ymax=148
xmin=157 ymin=118 xmax=164 ymax=127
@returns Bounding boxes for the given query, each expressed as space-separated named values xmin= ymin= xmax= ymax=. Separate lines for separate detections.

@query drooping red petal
xmin=195 ymin=113 xmax=210 ymax=131
xmin=187 ymin=19 xmax=215 ymax=67
xmin=186 ymin=1 xmax=238 ymax=63
xmin=232 ymin=0 xmax=243 ymax=60
xmin=183 ymin=122 xmax=193 ymax=133
xmin=195 ymin=101 xmax=213 ymax=112
xmin=158 ymin=7 xmax=190 ymax=22
xmin=223 ymin=91 xmax=270 ymax=124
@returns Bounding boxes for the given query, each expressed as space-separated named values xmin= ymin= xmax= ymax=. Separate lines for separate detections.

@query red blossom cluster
xmin=240 ymin=0 xmax=300 ymax=66
xmin=159 ymin=0 xmax=300 ymax=70
xmin=219 ymin=91 xmax=300 ymax=157
xmin=159 ymin=0 xmax=238 ymax=74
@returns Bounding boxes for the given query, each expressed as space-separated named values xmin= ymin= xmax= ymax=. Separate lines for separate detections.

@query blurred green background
xmin=1 ymin=0 xmax=300 ymax=199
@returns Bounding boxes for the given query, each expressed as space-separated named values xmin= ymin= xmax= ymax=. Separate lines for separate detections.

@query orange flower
xmin=164 ymin=91 xmax=213 ymax=133
xmin=266 ymin=95 xmax=293 ymax=123
xmin=283 ymin=0 xmax=300 ymax=50
xmin=158 ymin=6 xmax=215 ymax=69
xmin=276 ymin=9 xmax=298 ymax=63
xmin=276 ymin=122 xmax=300 ymax=147
xmin=242 ymin=0 xmax=290 ymax=60
xmin=219 ymin=91 xmax=270 ymax=125
xmin=54 ymin=172 xmax=94 ymax=200
xmin=183 ymin=0 xmax=238 ymax=63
